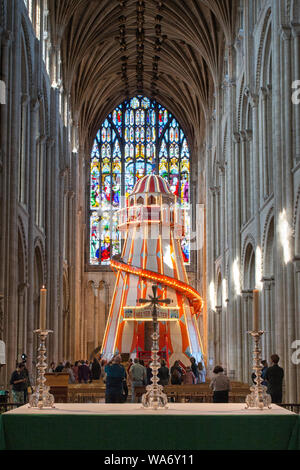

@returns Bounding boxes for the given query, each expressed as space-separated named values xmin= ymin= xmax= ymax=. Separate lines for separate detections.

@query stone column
xmin=49 ymin=86 xmax=60 ymax=364
xmin=233 ymin=130 xmax=242 ymax=378
xmin=17 ymin=283 xmax=28 ymax=360
xmin=281 ymin=26 xmax=296 ymax=402
xmin=293 ymin=258 xmax=300 ymax=396
xmin=45 ymin=136 xmax=54 ymax=361
xmin=0 ymin=31 xmax=12 ymax=297
xmin=260 ymin=87 xmax=269 ymax=199
xmin=215 ymin=306 xmax=222 ymax=365
xmin=58 ymin=168 xmax=67 ymax=361
xmin=217 ymin=162 xmax=227 ymax=366
xmin=292 ymin=24 xmax=300 ymax=164
xmin=241 ymin=291 xmax=251 ymax=383
xmin=272 ymin=4 xmax=285 ymax=367
xmin=262 ymin=278 xmax=272 ymax=359
xmin=26 ymin=96 xmax=40 ymax=375
xmin=6 ymin=6 xmax=22 ymax=378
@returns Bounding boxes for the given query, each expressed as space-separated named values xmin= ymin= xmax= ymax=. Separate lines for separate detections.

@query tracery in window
xmin=89 ymin=96 xmax=191 ymax=267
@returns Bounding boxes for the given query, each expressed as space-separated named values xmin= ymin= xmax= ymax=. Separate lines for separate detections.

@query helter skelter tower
xmin=101 ymin=174 xmax=204 ymax=365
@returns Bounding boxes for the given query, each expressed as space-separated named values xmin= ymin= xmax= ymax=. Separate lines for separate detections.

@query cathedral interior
xmin=0 ymin=0 xmax=300 ymax=403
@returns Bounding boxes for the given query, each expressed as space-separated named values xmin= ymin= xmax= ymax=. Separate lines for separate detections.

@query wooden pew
xmin=45 ymin=373 xmax=69 ymax=403
xmin=68 ymin=383 xmax=106 ymax=403
xmin=133 ymin=382 xmax=250 ymax=403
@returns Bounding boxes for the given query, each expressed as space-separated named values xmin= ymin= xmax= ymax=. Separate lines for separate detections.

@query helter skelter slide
xmin=100 ymin=174 xmax=204 ymax=365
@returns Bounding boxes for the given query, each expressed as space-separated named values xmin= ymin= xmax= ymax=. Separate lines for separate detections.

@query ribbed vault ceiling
xmin=49 ymin=0 xmax=236 ymax=149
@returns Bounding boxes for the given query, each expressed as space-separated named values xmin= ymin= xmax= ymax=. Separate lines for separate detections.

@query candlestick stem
xmin=245 ymin=330 xmax=272 ymax=410
xmin=28 ymin=329 xmax=55 ymax=409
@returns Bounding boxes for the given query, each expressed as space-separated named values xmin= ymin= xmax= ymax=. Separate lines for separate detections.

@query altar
xmin=0 ymin=403 xmax=299 ymax=450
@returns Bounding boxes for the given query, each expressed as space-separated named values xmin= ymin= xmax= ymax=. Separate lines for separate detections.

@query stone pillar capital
xmin=3 ymin=30 xmax=13 ymax=47
xmin=261 ymin=277 xmax=273 ymax=290
xmin=293 ymin=257 xmax=300 ymax=273
xmin=30 ymin=98 xmax=40 ymax=112
xmin=232 ymin=131 xmax=241 ymax=144
xmin=259 ymin=86 xmax=269 ymax=101
xmin=18 ymin=282 xmax=29 ymax=294
xmin=21 ymin=93 xmax=30 ymax=105
xmin=240 ymin=129 xmax=253 ymax=142
xmin=244 ymin=87 xmax=259 ymax=108
xmin=46 ymin=137 xmax=55 ymax=148
xmin=209 ymin=186 xmax=219 ymax=196
xmin=38 ymin=135 xmax=46 ymax=144
xmin=60 ymin=167 xmax=69 ymax=179
xmin=280 ymin=25 xmax=292 ymax=40
xmin=216 ymin=161 xmax=226 ymax=174
xmin=291 ymin=23 xmax=300 ymax=37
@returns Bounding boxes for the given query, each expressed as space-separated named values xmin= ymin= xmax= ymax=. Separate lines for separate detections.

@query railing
xmin=278 ymin=404 xmax=300 ymax=414
xmin=0 ymin=403 xmax=24 ymax=414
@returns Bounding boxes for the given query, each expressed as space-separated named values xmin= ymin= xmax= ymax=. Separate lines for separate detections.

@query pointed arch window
xmin=89 ymin=95 xmax=191 ymax=266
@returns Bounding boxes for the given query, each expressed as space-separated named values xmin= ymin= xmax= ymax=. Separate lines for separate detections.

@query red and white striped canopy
xmin=131 ymin=174 xmax=173 ymax=196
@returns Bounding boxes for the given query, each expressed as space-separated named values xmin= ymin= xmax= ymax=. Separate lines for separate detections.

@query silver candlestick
xmin=139 ymin=285 xmax=168 ymax=410
xmin=245 ymin=330 xmax=272 ymax=410
xmin=29 ymin=329 xmax=55 ymax=409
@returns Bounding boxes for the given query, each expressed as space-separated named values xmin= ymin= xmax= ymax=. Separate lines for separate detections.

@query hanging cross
xmin=138 ymin=284 xmax=171 ymax=323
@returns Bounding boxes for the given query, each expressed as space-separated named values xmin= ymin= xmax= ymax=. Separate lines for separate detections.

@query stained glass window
xmin=89 ymin=96 xmax=191 ymax=266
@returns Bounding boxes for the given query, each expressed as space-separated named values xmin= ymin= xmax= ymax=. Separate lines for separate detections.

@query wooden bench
xmin=68 ymin=383 xmax=106 ymax=403
xmin=133 ymin=382 xmax=250 ymax=403
xmin=45 ymin=373 xmax=69 ymax=403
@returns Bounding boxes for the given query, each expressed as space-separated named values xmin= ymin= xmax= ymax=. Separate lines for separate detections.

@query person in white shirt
xmin=209 ymin=365 xmax=231 ymax=403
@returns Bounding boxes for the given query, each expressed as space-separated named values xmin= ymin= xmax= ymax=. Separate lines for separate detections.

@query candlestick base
xmin=245 ymin=330 xmax=272 ymax=410
xmin=28 ymin=329 xmax=55 ymax=410
xmin=245 ymin=384 xmax=272 ymax=410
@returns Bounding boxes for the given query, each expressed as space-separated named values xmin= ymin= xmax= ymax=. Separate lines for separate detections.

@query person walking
xmin=209 ymin=365 xmax=231 ymax=403
xmin=10 ymin=363 xmax=27 ymax=405
xmin=265 ymin=354 xmax=284 ymax=403
xmin=130 ymin=358 xmax=146 ymax=403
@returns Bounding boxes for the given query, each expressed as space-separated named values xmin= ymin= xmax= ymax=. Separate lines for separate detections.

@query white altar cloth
xmin=5 ymin=402 xmax=293 ymax=416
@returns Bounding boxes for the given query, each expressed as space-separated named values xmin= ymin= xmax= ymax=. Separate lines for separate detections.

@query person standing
xmin=265 ymin=354 xmax=284 ymax=403
xmin=251 ymin=360 xmax=268 ymax=386
xmin=190 ymin=357 xmax=199 ymax=384
xmin=209 ymin=365 xmax=231 ymax=403
xmin=170 ymin=361 xmax=182 ymax=385
xmin=197 ymin=361 xmax=206 ymax=383
xmin=55 ymin=362 xmax=64 ymax=372
xmin=62 ymin=362 xmax=76 ymax=384
xmin=105 ymin=355 xmax=126 ymax=403
xmin=78 ymin=360 xmax=91 ymax=384
xmin=158 ymin=360 xmax=169 ymax=386
xmin=48 ymin=362 xmax=56 ymax=373
xmin=91 ymin=357 xmax=101 ymax=381
xmin=183 ymin=366 xmax=196 ymax=384
xmin=10 ymin=363 xmax=27 ymax=405
xmin=130 ymin=358 xmax=146 ymax=403
xmin=72 ymin=361 xmax=79 ymax=382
